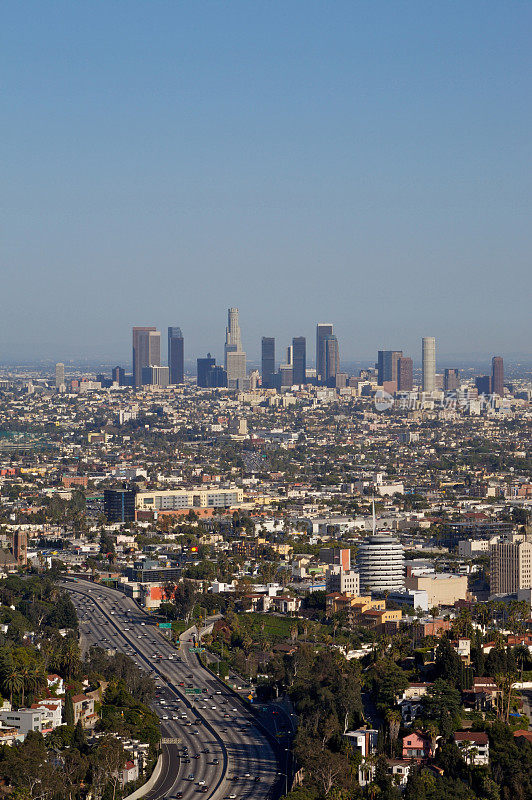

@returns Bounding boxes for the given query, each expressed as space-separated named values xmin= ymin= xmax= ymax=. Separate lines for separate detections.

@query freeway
xmin=63 ymin=579 xmax=279 ymax=800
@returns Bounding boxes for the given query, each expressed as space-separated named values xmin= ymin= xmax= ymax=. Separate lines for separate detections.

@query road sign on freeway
xmin=189 ymin=647 xmax=205 ymax=652
xmin=185 ymin=688 xmax=202 ymax=694
xmin=158 ymin=622 xmax=172 ymax=629
xmin=161 ymin=737 xmax=181 ymax=745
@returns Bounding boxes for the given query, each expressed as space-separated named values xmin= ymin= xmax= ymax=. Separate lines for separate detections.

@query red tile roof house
xmin=402 ymin=731 xmax=436 ymax=761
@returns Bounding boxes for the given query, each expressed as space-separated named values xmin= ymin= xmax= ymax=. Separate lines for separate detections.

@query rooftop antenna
xmin=372 ymin=498 xmax=376 ymax=535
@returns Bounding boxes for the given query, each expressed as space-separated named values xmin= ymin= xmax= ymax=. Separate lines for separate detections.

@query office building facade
xmin=316 ymin=323 xmax=333 ymax=383
xmin=141 ymin=365 xmax=170 ymax=388
xmin=377 ymin=350 xmax=403 ymax=386
xmin=475 ymin=375 xmax=491 ymax=395
xmin=112 ymin=366 xmax=126 ymax=385
xmin=490 ymin=534 xmax=532 ymax=594
xmin=224 ymin=308 xmax=247 ymax=388
xmin=104 ymin=489 xmax=137 ymax=523
xmin=292 ymin=337 xmax=306 ymax=384
xmin=444 ymin=368 xmax=460 ymax=391
xmin=197 ymin=354 xmax=216 ymax=387
xmin=132 ymin=327 xmax=160 ymax=387
xmin=261 ymin=337 xmax=275 ymax=388
xmin=136 ymin=487 xmax=243 ymax=512
xmin=323 ymin=334 xmax=340 ymax=384
xmin=491 ymin=356 xmax=504 ymax=396
xmin=422 ymin=337 xmax=436 ymax=393
xmin=168 ymin=326 xmax=184 ymax=385
xmin=397 ymin=357 xmax=413 ymax=391
xmin=55 ymin=363 xmax=65 ymax=390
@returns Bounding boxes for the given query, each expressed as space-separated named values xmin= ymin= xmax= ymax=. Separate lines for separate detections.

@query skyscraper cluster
xmin=131 ymin=325 xmax=182 ymax=388
xmin=260 ymin=323 xmax=341 ymax=389
xmin=61 ymin=316 xmax=504 ymax=395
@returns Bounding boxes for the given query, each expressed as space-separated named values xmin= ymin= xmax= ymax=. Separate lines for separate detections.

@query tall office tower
xmin=444 ymin=368 xmax=460 ymax=391
xmin=475 ymin=375 xmax=491 ymax=395
xmin=279 ymin=363 xmax=293 ymax=387
xmin=224 ymin=307 xmax=246 ymax=387
xmin=104 ymin=488 xmax=137 ymax=523
xmin=356 ymin=534 xmax=405 ymax=592
xmin=377 ymin=350 xmax=403 ymax=385
xmin=141 ymin=365 xmax=170 ymax=388
xmin=490 ymin=534 xmax=532 ymax=594
xmin=286 ymin=345 xmax=293 ymax=366
xmin=492 ymin=356 xmax=504 ymax=396
xmin=206 ymin=366 xmax=227 ymax=388
xmin=292 ymin=337 xmax=306 ymax=384
xmin=323 ymin=334 xmax=340 ymax=384
xmin=397 ymin=357 xmax=413 ymax=391
xmin=422 ymin=337 xmax=436 ymax=393
xmin=132 ymin=327 xmax=160 ymax=387
xmin=197 ymin=354 xmax=216 ymax=387
xmin=316 ymin=323 xmax=333 ymax=383
xmin=55 ymin=362 xmax=65 ymax=389
xmin=112 ymin=366 xmax=126 ymax=385
xmin=168 ymin=326 xmax=184 ymax=385
xmin=261 ymin=337 xmax=275 ymax=388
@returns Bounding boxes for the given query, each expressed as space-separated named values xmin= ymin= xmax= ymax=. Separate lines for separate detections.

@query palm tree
xmin=3 ymin=666 xmax=23 ymax=705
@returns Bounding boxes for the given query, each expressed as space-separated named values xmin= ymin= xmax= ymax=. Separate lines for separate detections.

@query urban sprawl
xmin=0 ymin=308 xmax=531 ymax=800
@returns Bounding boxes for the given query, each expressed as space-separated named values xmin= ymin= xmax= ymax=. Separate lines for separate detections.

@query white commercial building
xmin=136 ymin=487 xmax=243 ymax=512
xmin=356 ymin=534 xmax=405 ymax=593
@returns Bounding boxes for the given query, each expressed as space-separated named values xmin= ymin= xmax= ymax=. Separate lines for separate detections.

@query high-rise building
xmin=279 ymin=364 xmax=293 ymax=387
xmin=444 ymin=368 xmax=460 ymax=391
xmin=316 ymin=323 xmax=333 ymax=384
xmin=132 ymin=327 xmax=160 ymax=387
xmin=356 ymin=534 xmax=405 ymax=592
xmin=197 ymin=354 xmax=216 ymax=387
xmin=168 ymin=327 xmax=184 ymax=385
xmin=261 ymin=337 xmax=275 ymax=388
xmin=422 ymin=337 xmax=436 ymax=393
xmin=55 ymin=363 xmax=65 ymax=390
xmin=104 ymin=488 xmax=137 ymax=523
xmin=323 ymin=334 xmax=340 ymax=385
xmin=475 ymin=375 xmax=491 ymax=395
xmin=377 ymin=351 xmax=403 ymax=386
xmin=112 ymin=366 xmax=126 ymax=386
xmin=141 ymin=365 xmax=169 ymax=388
xmin=490 ymin=534 xmax=532 ymax=594
xmin=492 ymin=356 xmax=504 ymax=397
xmin=397 ymin=357 xmax=413 ymax=391
xmin=205 ymin=365 xmax=227 ymax=388
xmin=224 ymin=308 xmax=246 ymax=388
xmin=292 ymin=337 xmax=306 ymax=385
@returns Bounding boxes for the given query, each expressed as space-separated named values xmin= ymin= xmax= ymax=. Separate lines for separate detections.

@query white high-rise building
xmin=422 ymin=336 xmax=436 ymax=393
xmin=55 ymin=362 xmax=65 ymax=391
xmin=224 ymin=308 xmax=247 ymax=388
xmin=356 ymin=534 xmax=405 ymax=593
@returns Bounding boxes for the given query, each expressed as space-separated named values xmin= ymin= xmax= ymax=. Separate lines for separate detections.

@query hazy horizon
xmin=3 ymin=2 xmax=531 ymax=361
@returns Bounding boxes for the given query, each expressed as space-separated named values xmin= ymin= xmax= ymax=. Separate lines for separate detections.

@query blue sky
xmin=2 ymin=1 xmax=531 ymax=364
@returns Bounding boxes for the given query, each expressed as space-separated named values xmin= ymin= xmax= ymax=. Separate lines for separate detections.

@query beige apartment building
xmin=404 ymin=573 xmax=469 ymax=606
xmin=135 ymin=487 xmax=243 ymax=512
xmin=490 ymin=534 xmax=532 ymax=594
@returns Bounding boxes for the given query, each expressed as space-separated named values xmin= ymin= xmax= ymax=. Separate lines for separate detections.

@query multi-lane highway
xmin=64 ymin=579 xmax=279 ymax=800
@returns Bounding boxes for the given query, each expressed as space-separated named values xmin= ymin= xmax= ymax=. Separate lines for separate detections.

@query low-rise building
xmin=454 ymin=731 xmax=489 ymax=765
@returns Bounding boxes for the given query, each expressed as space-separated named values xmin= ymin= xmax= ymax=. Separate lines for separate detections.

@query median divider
xmin=194 ymin=651 xmax=287 ymax=799
xmin=64 ymin=581 xmax=230 ymax=800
